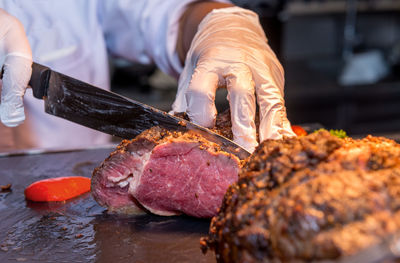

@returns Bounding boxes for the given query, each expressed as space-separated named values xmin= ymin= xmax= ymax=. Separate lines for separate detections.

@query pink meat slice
xmin=91 ymin=138 xmax=155 ymax=214
xmin=129 ymin=140 xmax=240 ymax=218
xmin=91 ymin=127 xmax=241 ymax=218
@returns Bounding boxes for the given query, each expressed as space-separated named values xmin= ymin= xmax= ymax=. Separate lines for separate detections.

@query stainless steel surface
xmin=0 ymin=148 xmax=216 ymax=263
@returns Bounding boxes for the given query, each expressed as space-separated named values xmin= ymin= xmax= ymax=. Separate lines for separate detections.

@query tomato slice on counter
xmin=24 ymin=176 xmax=91 ymax=202
xmin=291 ymin=125 xmax=307 ymax=137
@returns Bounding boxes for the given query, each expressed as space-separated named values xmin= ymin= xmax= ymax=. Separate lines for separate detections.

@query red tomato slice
xmin=291 ymin=125 xmax=307 ymax=137
xmin=24 ymin=176 xmax=91 ymax=202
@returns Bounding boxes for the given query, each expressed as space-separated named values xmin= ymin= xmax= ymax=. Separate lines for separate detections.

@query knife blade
xmin=27 ymin=62 xmax=250 ymax=159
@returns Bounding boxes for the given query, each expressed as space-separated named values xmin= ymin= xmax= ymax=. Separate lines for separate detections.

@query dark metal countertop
xmin=0 ymin=147 xmax=215 ymax=263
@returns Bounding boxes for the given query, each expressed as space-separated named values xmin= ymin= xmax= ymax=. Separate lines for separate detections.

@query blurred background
xmin=110 ymin=0 xmax=400 ymax=139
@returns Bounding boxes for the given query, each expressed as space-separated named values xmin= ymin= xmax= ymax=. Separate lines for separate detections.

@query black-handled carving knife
xmin=27 ymin=62 xmax=250 ymax=159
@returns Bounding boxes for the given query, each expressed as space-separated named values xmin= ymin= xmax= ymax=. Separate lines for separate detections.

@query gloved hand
xmin=0 ymin=9 xmax=32 ymax=127
xmin=172 ymin=7 xmax=295 ymax=153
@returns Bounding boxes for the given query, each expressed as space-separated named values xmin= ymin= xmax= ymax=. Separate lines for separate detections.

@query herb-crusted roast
xmin=201 ymin=130 xmax=400 ymax=262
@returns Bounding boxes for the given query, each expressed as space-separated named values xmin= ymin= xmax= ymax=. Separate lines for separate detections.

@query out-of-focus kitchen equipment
xmin=339 ymin=0 xmax=389 ymax=85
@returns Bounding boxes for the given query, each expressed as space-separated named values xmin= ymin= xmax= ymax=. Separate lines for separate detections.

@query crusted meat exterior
xmin=201 ymin=130 xmax=400 ymax=262
xmin=91 ymin=126 xmax=240 ymax=218
xmin=212 ymin=109 xmax=260 ymax=141
xmin=176 ymin=109 xmax=259 ymax=142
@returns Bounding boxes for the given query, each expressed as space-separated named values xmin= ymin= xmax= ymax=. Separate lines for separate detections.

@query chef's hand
xmin=173 ymin=5 xmax=295 ymax=153
xmin=0 ymin=9 xmax=32 ymax=127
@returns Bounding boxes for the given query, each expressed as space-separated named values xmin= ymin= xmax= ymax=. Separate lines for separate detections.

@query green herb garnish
xmin=314 ymin=128 xmax=348 ymax=139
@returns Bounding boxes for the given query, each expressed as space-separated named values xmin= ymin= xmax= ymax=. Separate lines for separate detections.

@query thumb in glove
xmin=0 ymin=9 xmax=32 ymax=127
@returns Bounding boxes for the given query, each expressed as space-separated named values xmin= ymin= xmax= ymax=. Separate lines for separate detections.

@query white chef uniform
xmin=0 ymin=0 xmax=229 ymax=151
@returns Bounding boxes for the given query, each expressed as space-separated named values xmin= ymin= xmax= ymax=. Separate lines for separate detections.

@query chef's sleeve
xmin=98 ymin=0 xmax=230 ymax=79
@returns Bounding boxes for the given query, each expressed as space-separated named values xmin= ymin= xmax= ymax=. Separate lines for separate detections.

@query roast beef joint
xmin=201 ymin=130 xmax=400 ymax=262
xmin=91 ymin=126 xmax=241 ymax=218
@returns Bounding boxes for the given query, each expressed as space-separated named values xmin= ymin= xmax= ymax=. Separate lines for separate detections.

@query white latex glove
xmin=0 ymin=9 xmax=32 ymax=127
xmin=172 ymin=7 xmax=295 ymax=153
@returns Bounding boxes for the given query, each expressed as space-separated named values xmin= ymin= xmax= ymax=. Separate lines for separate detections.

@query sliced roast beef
xmin=201 ymin=130 xmax=400 ymax=262
xmin=91 ymin=126 xmax=241 ymax=218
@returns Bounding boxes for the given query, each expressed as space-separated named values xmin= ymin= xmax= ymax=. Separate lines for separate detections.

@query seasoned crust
xmin=176 ymin=109 xmax=260 ymax=142
xmin=202 ymin=130 xmax=400 ymax=262
xmin=133 ymin=126 xmax=226 ymax=153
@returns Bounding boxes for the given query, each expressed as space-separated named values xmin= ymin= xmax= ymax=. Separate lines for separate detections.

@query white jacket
xmin=0 ymin=0 xmax=227 ymax=152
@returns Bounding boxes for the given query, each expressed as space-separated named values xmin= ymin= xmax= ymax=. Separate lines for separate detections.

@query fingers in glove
xmin=254 ymin=67 xmax=296 ymax=142
xmin=171 ymin=64 xmax=194 ymax=114
xmin=225 ymin=63 xmax=258 ymax=153
xmin=185 ymin=67 xmax=218 ymax=128
xmin=0 ymin=55 xmax=32 ymax=127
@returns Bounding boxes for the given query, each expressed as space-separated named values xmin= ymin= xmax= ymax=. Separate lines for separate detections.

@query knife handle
xmin=29 ymin=62 xmax=51 ymax=99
